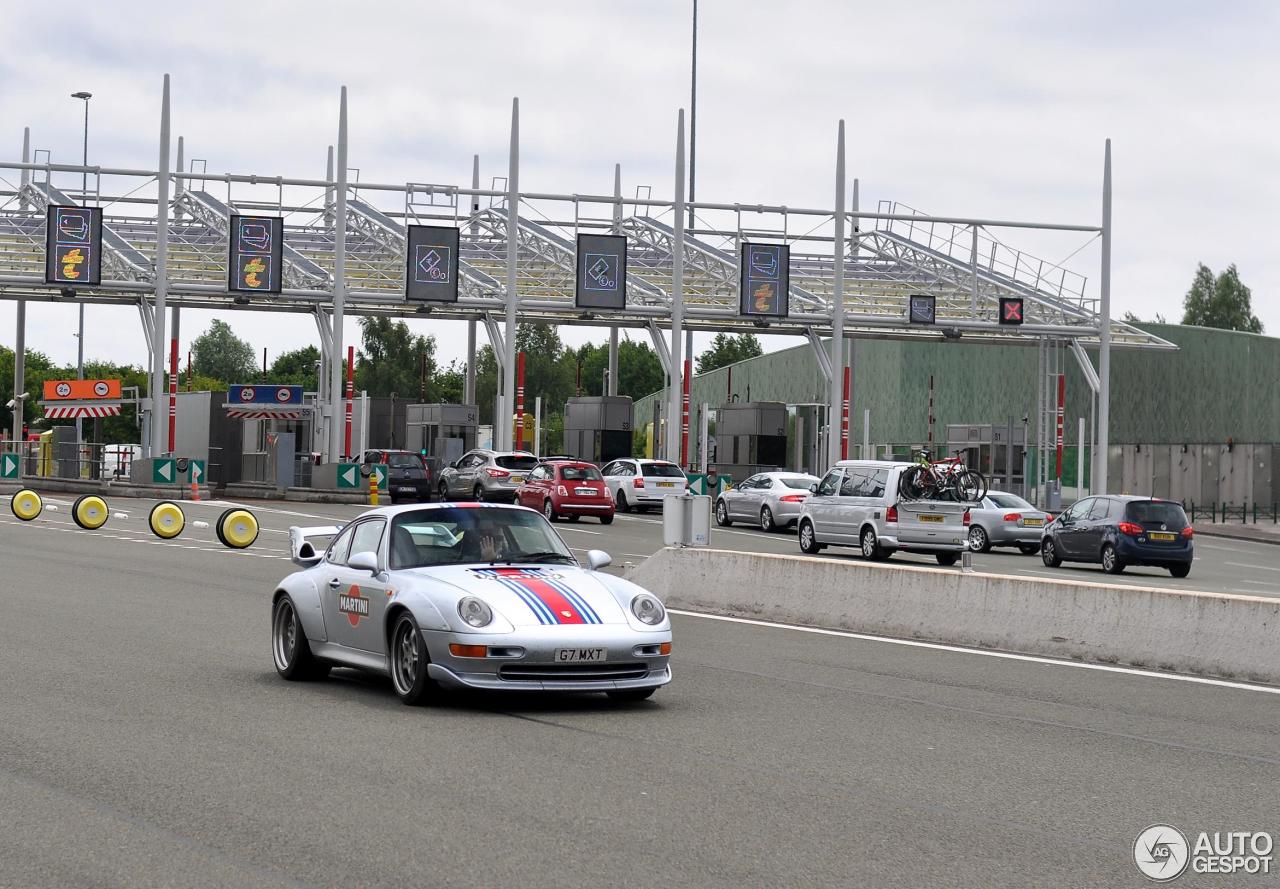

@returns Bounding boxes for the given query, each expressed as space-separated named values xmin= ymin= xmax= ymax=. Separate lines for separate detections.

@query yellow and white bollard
xmin=369 ymin=470 xmax=379 ymax=506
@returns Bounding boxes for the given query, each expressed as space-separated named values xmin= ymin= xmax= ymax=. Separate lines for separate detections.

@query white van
xmin=796 ymin=460 xmax=970 ymax=565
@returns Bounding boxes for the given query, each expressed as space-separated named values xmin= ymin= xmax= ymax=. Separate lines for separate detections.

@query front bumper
xmin=422 ymin=627 xmax=672 ymax=692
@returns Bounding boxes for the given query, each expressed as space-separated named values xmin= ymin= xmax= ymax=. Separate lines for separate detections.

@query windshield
xmin=387 ymin=453 xmax=422 ymax=468
xmin=389 ymin=507 xmax=575 ymax=569
xmin=988 ymin=493 xmax=1033 ymax=509
xmin=496 ymin=455 xmax=539 ymax=470
xmin=560 ymin=465 xmax=603 ymax=481
xmin=1124 ymin=500 xmax=1188 ymax=527
xmin=641 ymin=462 xmax=686 ymax=479
xmin=779 ymin=476 xmax=816 ymax=490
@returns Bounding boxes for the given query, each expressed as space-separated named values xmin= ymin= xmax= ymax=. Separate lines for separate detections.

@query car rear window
xmin=988 ymin=493 xmax=1033 ymax=509
xmin=496 ymin=455 xmax=538 ymax=470
xmin=779 ymin=477 xmax=815 ymax=490
xmin=1124 ymin=500 xmax=1188 ymax=527
xmin=387 ymin=453 xmax=421 ymax=468
xmin=641 ymin=462 xmax=686 ymax=478
xmin=560 ymin=465 xmax=603 ymax=481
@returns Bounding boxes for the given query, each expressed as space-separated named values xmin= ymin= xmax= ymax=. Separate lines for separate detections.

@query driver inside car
xmin=463 ymin=516 xmax=511 ymax=562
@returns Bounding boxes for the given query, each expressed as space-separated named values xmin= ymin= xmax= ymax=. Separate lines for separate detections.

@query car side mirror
xmin=809 ymin=483 xmax=818 ymax=493
xmin=348 ymin=550 xmax=380 ymax=575
xmin=584 ymin=549 xmax=612 ymax=571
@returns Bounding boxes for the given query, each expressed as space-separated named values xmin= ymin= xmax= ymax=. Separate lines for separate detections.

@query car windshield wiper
xmin=496 ymin=551 xmax=575 ymax=565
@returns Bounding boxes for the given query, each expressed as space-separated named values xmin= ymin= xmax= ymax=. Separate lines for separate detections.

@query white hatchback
xmin=600 ymin=458 xmax=689 ymax=512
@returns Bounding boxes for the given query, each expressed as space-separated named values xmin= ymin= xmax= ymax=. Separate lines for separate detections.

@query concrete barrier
xmin=626 ymin=547 xmax=1280 ymax=685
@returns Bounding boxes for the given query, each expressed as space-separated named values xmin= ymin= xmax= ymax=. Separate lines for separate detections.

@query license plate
xmin=510 ymin=476 xmax=524 ymax=484
xmin=396 ymin=486 xmax=415 ymax=493
xmin=1023 ymin=518 xmax=1044 ymax=527
xmin=575 ymin=488 xmax=595 ymax=496
xmin=657 ymin=481 xmax=675 ymax=488
xmin=1148 ymin=531 xmax=1176 ymax=541
xmin=918 ymin=514 xmax=944 ymax=523
xmin=554 ymin=647 xmax=607 ymax=663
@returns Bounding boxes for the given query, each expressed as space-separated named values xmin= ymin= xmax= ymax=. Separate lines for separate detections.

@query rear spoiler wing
xmin=288 ymin=525 xmax=343 ymax=566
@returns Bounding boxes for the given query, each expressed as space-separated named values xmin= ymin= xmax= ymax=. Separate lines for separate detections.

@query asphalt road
xmin=1 ymin=493 xmax=1278 ymax=888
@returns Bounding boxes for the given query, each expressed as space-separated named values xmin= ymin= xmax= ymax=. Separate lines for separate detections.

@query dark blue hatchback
xmin=1040 ymin=495 xmax=1194 ymax=578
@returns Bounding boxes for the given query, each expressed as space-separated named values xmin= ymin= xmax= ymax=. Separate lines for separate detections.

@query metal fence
xmin=1184 ymin=502 xmax=1280 ymax=525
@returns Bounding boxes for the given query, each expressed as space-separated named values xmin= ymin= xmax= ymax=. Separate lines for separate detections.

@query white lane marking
xmin=0 ymin=516 xmax=288 ymax=561
xmin=552 ymin=526 xmax=602 ymax=535
xmin=1226 ymin=561 xmax=1280 ymax=573
xmin=1240 ymin=579 xmax=1276 ymax=587
xmin=668 ymin=609 xmax=1280 ymax=696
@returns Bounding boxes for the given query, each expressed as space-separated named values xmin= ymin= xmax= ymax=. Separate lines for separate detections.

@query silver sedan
xmin=714 ymin=471 xmax=820 ymax=532
xmin=966 ymin=491 xmax=1053 ymax=554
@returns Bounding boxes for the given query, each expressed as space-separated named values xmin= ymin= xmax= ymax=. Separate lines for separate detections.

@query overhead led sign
xmin=575 ymin=233 xmax=628 ymax=310
xmin=908 ymin=294 xmax=937 ymax=325
xmin=406 ymin=225 xmax=461 ymax=302
xmin=228 ymin=215 xmax=284 ymax=294
xmin=999 ymin=296 xmax=1025 ymax=325
xmin=44 ymin=205 xmax=103 ymax=286
xmin=739 ymin=243 xmax=789 ymax=318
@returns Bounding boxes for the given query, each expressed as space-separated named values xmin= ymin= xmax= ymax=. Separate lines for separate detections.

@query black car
xmin=359 ymin=449 xmax=433 ymax=503
xmin=1040 ymin=495 xmax=1194 ymax=578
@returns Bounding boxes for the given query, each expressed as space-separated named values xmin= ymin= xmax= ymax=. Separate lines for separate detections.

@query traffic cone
xmin=190 ymin=480 xmax=200 ymax=502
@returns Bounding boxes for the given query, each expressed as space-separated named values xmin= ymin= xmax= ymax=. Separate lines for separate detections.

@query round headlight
xmin=458 ymin=597 xmax=493 ymax=628
xmin=630 ymin=593 xmax=666 ymax=626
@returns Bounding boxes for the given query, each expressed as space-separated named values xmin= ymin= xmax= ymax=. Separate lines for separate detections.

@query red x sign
xmin=999 ymin=297 xmax=1024 ymax=325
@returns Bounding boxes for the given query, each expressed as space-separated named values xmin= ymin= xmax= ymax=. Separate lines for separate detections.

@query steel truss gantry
xmin=2 ymin=79 xmax=1153 ymax=487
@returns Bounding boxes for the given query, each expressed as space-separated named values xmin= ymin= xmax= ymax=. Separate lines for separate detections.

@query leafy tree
xmin=515 ymin=322 xmax=575 ymax=412
xmin=0 ymin=345 xmax=56 ymax=436
xmin=1122 ymin=310 xmax=1167 ymax=325
xmin=267 ymin=345 xmax=322 ymax=387
xmin=615 ymin=340 xmax=665 ymax=400
xmin=696 ymin=333 xmax=763 ymax=373
xmin=355 ymin=317 xmax=439 ymax=400
xmin=1181 ymin=263 xmax=1263 ymax=333
xmin=191 ymin=319 xmax=257 ymax=383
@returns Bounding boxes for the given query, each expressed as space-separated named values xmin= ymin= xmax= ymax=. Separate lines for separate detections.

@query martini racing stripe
xmin=494 ymin=576 xmax=557 ymax=625
xmin=542 ymin=576 xmax=601 ymax=624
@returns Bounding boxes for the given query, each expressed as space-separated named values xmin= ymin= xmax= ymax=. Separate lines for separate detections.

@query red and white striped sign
xmin=225 ymin=408 xmax=304 ymax=420
xmin=44 ymin=404 xmax=122 ymax=419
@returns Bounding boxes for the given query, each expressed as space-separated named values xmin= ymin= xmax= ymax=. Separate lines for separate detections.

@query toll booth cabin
xmin=714 ymin=401 xmax=788 ymax=481
xmin=405 ymin=404 xmax=478 ymax=478
xmin=945 ymin=423 xmax=1028 ymax=498
xmin=562 ymin=396 xmax=634 ymax=465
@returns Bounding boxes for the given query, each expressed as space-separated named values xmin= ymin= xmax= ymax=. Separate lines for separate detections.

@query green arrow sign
xmin=372 ymin=465 xmax=388 ymax=490
xmin=189 ymin=459 xmax=205 ymax=485
xmin=0 ymin=453 xmax=19 ymax=479
xmin=153 ymin=458 xmax=176 ymax=484
xmin=337 ymin=463 xmax=359 ymax=489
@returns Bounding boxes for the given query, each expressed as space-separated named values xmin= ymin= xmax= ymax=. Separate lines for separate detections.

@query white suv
xmin=601 ymin=458 xmax=689 ymax=513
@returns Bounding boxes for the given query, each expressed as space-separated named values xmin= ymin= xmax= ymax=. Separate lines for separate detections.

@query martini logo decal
xmin=338 ymin=585 xmax=370 ymax=626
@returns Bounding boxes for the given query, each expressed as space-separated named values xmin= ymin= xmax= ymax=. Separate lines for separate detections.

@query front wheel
xmin=438 ymin=480 xmax=450 ymax=500
xmin=389 ymin=613 xmax=443 ymax=706
xmin=760 ymin=506 xmax=776 ymax=533
xmin=798 ymin=520 xmax=823 ymax=554
xmin=1041 ymin=537 xmax=1062 ymax=567
xmin=272 ymin=596 xmax=329 ymax=681
xmin=968 ymin=525 xmax=991 ymax=553
xmin=1101 ymin=543 xmax=1125 ymax=575
xmin=715 ymin=499 xmax=732 ymax=526
xmin=543 ymin=499 xmax=557 ymax=522
xmin=607 ymin=687 xmax=657 ymax=702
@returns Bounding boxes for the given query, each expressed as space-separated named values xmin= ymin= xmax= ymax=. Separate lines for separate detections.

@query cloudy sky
xmin=2 ymin=0 xmax=1277 ymax=374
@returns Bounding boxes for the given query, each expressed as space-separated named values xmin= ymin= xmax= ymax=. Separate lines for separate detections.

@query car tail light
xmin=963 ymin=509 xmax=971 ymax=527
xmin=485 ymin=468 xmax=510 ymax=479
xmin=885 ymin=505 xmax=898 ymax=523
xmin=556 ymin=485 xmax=567 ymax=497
xmin=1002 ymin=512 xmax=1022 ymax=522
xmin=1118 ymin=521 xmax=1144 ymax=536
xmin=1181 ymin=526 xmax=1195 ymax=539
xmin=633 ymin=477 xmax=644 ymax=488
xmin=779 ymin=494 xmax=806 ymax=503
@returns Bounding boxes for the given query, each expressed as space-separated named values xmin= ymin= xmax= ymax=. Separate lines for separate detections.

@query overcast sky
xmin=3 ymin=0 xmax=1277 ymax=375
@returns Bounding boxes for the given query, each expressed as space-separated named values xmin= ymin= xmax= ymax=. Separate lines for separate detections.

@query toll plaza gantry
xmin=0 ymin=76 xmax=1173 ymax=492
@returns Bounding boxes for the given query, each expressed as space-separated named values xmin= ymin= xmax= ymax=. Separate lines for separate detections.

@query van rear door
xmin=896 ymin=500 xmax=968 ymax=550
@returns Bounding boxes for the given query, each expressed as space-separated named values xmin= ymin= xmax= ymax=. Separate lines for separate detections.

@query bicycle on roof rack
xmin=897 ymin=448 xmax=988 ymax=503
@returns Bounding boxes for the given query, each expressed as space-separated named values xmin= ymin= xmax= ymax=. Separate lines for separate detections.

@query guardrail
xmin=0 ymin=439 xmax=141 ymax=481
xmin=1184 ymin=501 xmax=1279 ymax=525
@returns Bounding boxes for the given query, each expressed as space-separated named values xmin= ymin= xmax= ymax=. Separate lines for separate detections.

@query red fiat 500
xmin=516 ymin=460 xmax=615 ymax=524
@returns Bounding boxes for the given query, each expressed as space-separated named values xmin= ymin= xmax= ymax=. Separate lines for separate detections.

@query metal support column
xmin=465 ymin=154 xmax=480 ymax=405
xmin=501 ymin=99 xmax=520 ymax=451
xmin=827 ymin=120 xmax=846 ymax=468
xmin=13 ymin=127 xmax=30 ymax=442
xmin=666 ymin=109 xmax=686 ymax=463
xmin=1097 ymin=139 xmax=1113 ymax=493
xmin=327 ymin=86 xmax=349 ymax=463
xmin=325 ymin=145 xmax=334 ymax=232
xmin=608 ymin=163 xmax=622 ymax=396
xmin=148 ymin=74 xmax=172 ymax=460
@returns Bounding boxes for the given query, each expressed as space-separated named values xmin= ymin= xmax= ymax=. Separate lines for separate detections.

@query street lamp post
xmin=71 ymin=91 xmax=92 ymax=454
